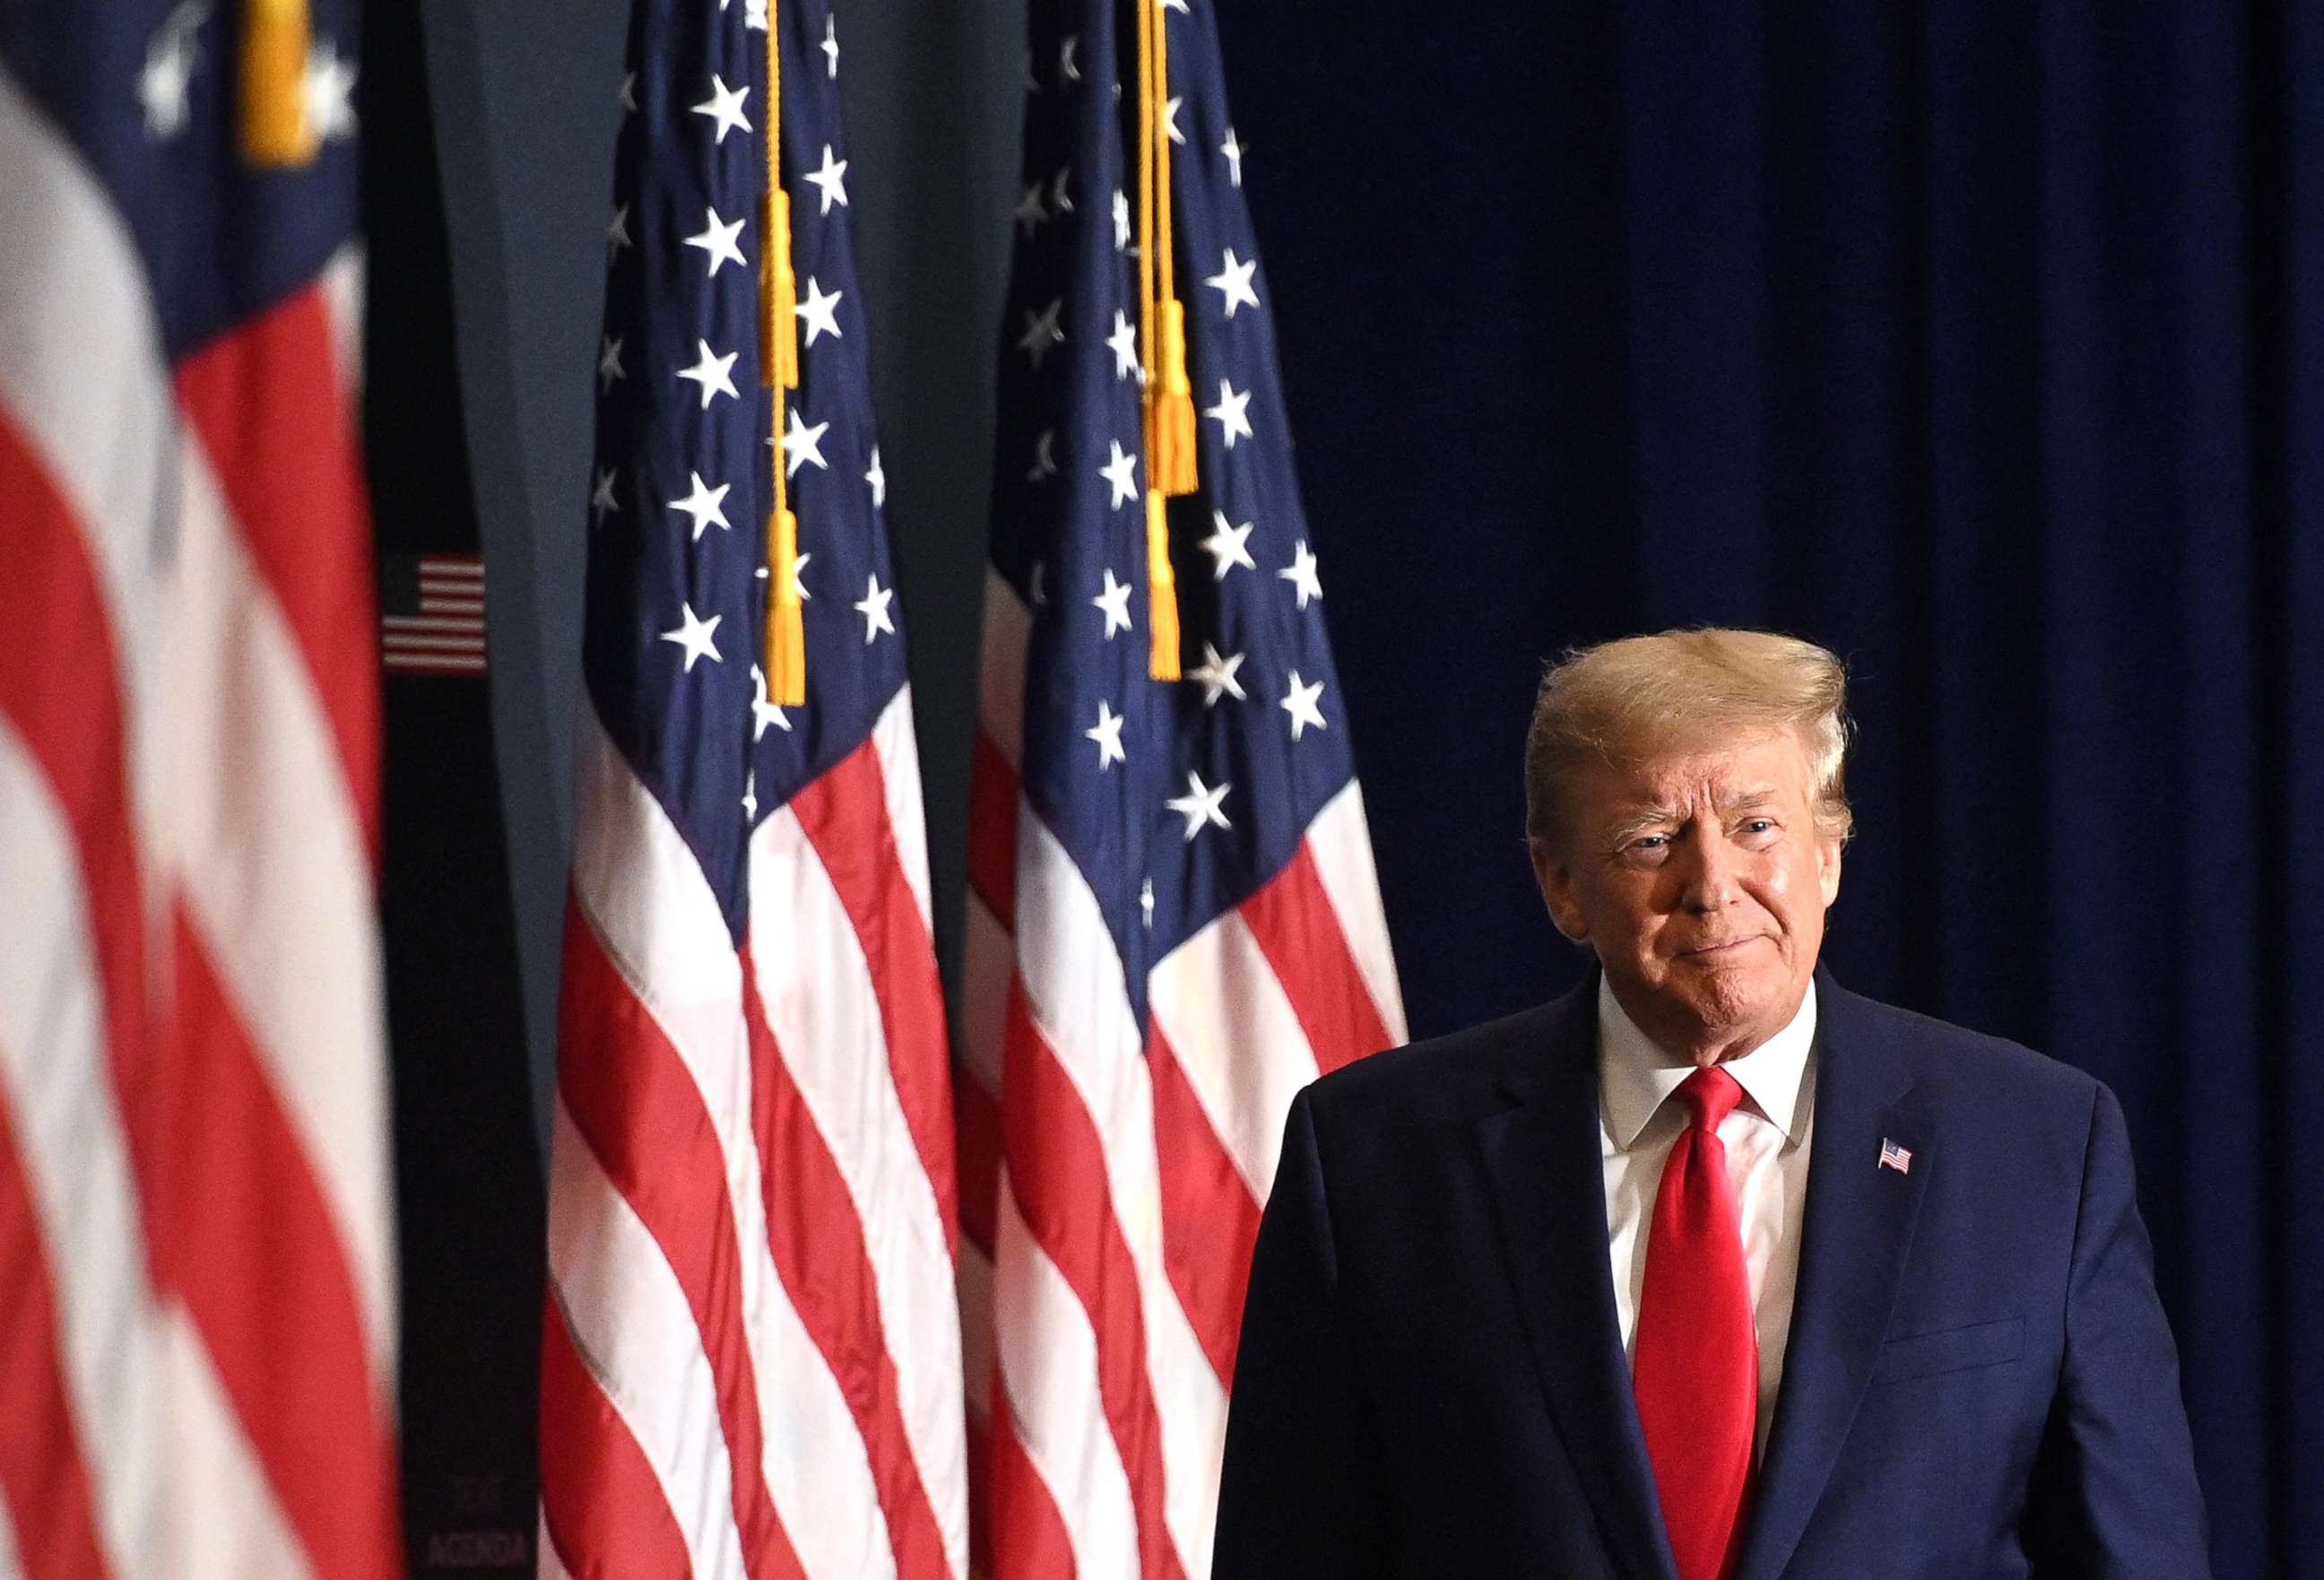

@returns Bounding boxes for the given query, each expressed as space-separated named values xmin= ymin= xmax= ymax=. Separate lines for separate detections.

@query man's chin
xmin=1665 ymin=972 xmax=1790 ymax=1041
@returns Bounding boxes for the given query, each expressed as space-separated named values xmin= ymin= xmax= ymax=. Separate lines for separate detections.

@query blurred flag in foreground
xmin=961 ymin=0 xmax=1408 ymax=1573
xmin=0 ymin=4 xmax=399 ymax=1578
xmin=537 ymin=0 xmax=967 ymax=1576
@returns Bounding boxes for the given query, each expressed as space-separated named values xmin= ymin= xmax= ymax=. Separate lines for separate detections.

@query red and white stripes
xmin=542 ymin=693 xmax=969 ymax=1580
xmin=961 ymin=571 xmax=1405 ymax=1580
xmin=0 ymin=61 xmax=397 ymax=1580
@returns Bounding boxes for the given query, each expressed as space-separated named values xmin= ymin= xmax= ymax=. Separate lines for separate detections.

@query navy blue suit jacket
xmin=1212 ymin=971 xmax=2208 ymax=1579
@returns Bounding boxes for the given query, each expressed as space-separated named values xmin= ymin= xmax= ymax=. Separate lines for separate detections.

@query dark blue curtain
xmin=1219 ymin=3 xmax=2324 ymax=1574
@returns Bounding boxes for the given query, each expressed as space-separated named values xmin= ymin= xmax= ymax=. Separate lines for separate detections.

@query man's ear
xmin=1529 ymin=837 xmax=1589 ymax=943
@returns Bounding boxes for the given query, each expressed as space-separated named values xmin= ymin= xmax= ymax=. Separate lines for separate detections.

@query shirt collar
xmin=1596 ymin=973 xmax=1817 ymax=1150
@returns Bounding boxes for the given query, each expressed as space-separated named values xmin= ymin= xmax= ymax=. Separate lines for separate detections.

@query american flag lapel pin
xmin=1879 ymin=1137 xmax=1913 ymax=1175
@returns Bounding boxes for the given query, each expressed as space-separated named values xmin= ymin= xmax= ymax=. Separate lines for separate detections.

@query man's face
xmin=1530 ymin=728 xmax=1843 ymax=1062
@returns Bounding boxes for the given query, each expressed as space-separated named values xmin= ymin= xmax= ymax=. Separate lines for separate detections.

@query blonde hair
xmin=1523 ymin=628 xmax=1853 ymax=848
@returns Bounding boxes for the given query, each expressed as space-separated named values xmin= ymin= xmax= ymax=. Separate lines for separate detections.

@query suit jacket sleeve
xmin=2021 ymin=1081 xmax=2211 ymax=1577
xmin=1212 ymin=1088 xmax=1387 ymax=1580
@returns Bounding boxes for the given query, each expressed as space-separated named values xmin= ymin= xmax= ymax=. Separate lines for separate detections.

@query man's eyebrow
xmin=1718 ymin=787 xmax=1781 ymax=812
xmin=1601 ymin=805 xmax=1677 ymax=847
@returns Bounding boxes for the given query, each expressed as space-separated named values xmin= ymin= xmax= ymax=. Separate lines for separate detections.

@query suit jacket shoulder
xmin=1303 ymin=997 xmax=1574 ymax=1127
xmin=1827 ymin=982 xmax=2094 ymax=1104
xmin=1817 ymin=980 xmax=2111 ymax=1197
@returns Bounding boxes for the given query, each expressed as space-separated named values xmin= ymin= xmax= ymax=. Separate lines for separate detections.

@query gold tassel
xmin=239 ymin=0 xmax=316 ymax=166
xmin=761 ymin=189 xmax=800 ymax=390
xmin=758 ymin=7 xmax=805 ymax=705
xmin=758 ymin=0 xmax=798 ymax=392
xmin=1136 ymin=0 xmax=1192 ymax=673
xmin=1140 ymin=0 xmax=1199 ymax=498
xmin=765 ymin=508 xmax=806 ymax=705
xmin=771 ymin=195 xmax=790 ymax=387
xmin=1145 ymin=299 xmax=1198 ymax=496
xmin=1146 ymin=490 xmax=1182 ymax=681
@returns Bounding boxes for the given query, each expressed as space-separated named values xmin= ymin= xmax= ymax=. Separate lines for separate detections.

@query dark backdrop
xmin=378 ymin=1 xmax=2318 ymax=1576
xmin=1217 ymin=4 xmax=2321 ymax=1576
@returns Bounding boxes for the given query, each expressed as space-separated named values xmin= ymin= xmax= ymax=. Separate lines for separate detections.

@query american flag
xmin=538 ymin=0 xmax=967 ymax=1576
xmin=960 ymin=0 xmax=1407 ymax=1574
xmin=0 ymin=4 xmax=398 ymax=1580
xmin=380 ymin=552 xmax=488 ymax=676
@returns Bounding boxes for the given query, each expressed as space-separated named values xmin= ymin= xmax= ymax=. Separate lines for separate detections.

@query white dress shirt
xmin=1599 ymin=976 xmax=1817 ymax=1456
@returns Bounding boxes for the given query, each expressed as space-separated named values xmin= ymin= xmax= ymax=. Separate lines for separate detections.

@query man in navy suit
xmin=1212 ymin=629 xmax=2208 ymax=1580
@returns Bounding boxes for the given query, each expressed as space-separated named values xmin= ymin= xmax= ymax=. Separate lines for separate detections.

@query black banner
xmin=362 ymin=7 xmax=545 ymax=1573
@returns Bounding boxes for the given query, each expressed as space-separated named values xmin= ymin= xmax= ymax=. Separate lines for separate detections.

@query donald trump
xmin=1212 ymin=629 xmax=2208 ymax=1579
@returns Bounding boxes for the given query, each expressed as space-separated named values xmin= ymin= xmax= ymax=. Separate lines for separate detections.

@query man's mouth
xmin=1679 ymin=937 xmax=1760 ymax=959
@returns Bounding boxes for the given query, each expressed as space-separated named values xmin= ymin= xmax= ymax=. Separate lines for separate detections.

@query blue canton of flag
xmin=585 ymin=0 xmax=900 ymax=925
xmin=987 ymin=0 xmax=1370 ymax=1012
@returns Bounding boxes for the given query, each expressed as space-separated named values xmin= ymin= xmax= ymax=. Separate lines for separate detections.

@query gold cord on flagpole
xmin=762 ymin=5 xmax=805 ymax=704
xmin=1138 ymin=0 xmax=1159 ymax=390
xmin=1137 ymin=0 xmax=1187 ymax=680
xmin=1142 ymin=0 xmax=1197 ymax=499
xmin=240 ymin=0 xmax=317 ymax=165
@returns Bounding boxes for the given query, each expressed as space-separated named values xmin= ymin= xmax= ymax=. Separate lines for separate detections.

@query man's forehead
xmin=1607 ymin=779 xmax=1786 ymax=814
xmin=1586 ymin=733 xmax=1813 ymax=806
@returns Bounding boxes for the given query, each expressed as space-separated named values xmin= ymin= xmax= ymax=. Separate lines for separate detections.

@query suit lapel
xmin=1733 ymin=977 xmax=1928 ymax=1580
xmin=1477 ymin=984 xmax=1679 ymax=1580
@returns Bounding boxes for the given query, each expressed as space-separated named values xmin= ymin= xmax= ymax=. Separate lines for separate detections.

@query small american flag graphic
xmin=1880 ymin=1137 xmax=1914 ymax=1174
xmin=381 ymin=553 xmax=488 ymax=674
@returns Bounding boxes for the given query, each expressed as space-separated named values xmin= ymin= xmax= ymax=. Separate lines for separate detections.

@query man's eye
xmin=1630 ymin=835 xmax=1668 ymax=852
xmin=1743 ymin=819 xmax=1774 ymax=835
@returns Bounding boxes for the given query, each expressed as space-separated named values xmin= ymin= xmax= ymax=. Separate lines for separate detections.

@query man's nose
xmin=1678 ymin=831 xmax=1741 ymax=913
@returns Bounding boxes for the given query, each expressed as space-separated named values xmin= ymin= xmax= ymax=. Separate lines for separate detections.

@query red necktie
xmin=1632 ymin=1066 xmax=1757 ymax=1580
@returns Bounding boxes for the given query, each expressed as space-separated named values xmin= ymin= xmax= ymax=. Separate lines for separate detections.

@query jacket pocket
xmin=1871 ymin=1316 xmax=2025 ymax=1385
